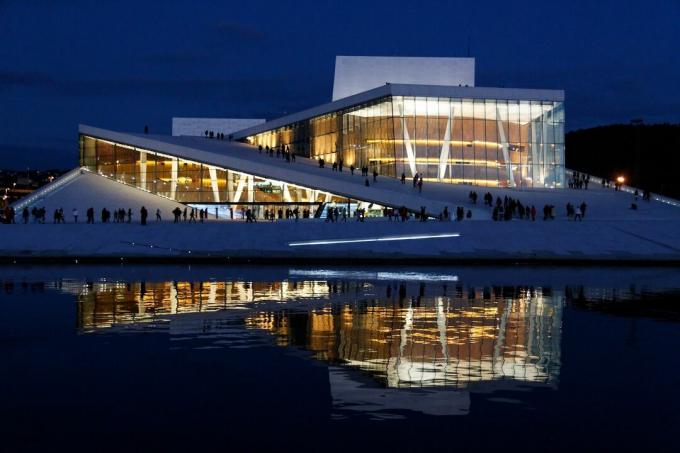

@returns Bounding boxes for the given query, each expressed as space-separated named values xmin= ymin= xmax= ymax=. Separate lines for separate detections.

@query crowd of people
xmin=260 ymin=144 xmax=296 ymax=162
xmin=569 ymin=171 xmax=591 ymax=189
xmin=204 ymin=130 xmax=232 ymax=141
xmin=488 ymin=195 xmax=538 ymax=221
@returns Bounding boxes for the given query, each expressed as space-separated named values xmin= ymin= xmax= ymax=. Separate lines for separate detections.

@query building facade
xmin=238 ymin=86 xmax=565 ymax=188
xmin=78 ymin=132 xmax=381 ymax=219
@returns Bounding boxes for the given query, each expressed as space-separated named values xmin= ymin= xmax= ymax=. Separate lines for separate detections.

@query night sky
xmin=1 ymin=0 xmax=678 ymax=169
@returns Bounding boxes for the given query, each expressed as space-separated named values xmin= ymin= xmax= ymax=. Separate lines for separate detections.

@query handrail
xmin=11 ymin=167 xmax=85 ymax=210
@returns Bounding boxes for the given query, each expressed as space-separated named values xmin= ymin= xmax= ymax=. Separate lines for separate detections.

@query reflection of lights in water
xmin=289 ymin=269 xmax=458 ymax=282
xmin=245 ymin=292 xmax=563 ymax=389
xmin=61 ymin=277 xmax=565 ymax=391
xmin=288 ymin=232 xmax=460 ymax=247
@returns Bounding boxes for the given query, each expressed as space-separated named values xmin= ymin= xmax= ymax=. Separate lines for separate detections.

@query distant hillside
xmin=565 ymin=124 xmax=680 ymax=199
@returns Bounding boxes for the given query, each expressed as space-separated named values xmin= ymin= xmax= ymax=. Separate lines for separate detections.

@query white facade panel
xmin=332 ymin=56 xmax=475 ymax=101
xmin=172 ymin=117 xmax=266 ymax=137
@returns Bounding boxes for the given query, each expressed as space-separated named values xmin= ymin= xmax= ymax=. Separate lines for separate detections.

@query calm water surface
xmin=1 ymin=265 xmax=679 ymax=451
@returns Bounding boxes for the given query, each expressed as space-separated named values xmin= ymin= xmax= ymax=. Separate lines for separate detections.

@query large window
xmin=78 ymin=135 xmax=375 ymax=219
xmin=247 ymin=96 xmax=565 ymax=188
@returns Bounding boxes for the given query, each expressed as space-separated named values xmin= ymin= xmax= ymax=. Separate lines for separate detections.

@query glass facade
xmin=247 ymin=96 xmax=565 ymax=188
xmin=79 ymin=135 xmax=379 ymax=219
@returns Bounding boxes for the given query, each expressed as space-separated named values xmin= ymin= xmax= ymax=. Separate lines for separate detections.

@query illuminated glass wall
xmin=79 ymin=135 xmax=374 ymax=218
xmin=247 ymin=96 xmax=565 ymax=188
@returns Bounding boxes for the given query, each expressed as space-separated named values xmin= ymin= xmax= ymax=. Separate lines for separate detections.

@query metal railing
xmin=11 ymin=167 xmax=85 ymax=210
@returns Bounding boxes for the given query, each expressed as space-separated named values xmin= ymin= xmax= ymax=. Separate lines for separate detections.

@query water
xmin=1 ymin=265 xmax=679 ymax=451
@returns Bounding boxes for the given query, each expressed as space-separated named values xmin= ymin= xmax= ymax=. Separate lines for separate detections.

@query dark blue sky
xmin=1 ymin=0 xmax=678 ymax=168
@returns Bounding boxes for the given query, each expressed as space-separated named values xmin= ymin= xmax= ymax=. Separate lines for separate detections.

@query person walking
xmin=72 ymin=208 xmax=78 ymax=223
xmin=22 ymin=207 xmax=29 ymax=224
xmin=140 ymin=206 xmax=148 ymax=225
xmin=156 ymin=209 xmax=162 ymax=222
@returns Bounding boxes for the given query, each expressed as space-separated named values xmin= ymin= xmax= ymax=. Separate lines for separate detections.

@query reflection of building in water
xmin=329 ymin=366 xmax=470 ymax=417
xmin=71 ymin=278 xmax=562 ymax=390
xmin=75 ymin=280 xmax=341 ymax=330
xmin=246 ymin=287 xmax=562 ymax=389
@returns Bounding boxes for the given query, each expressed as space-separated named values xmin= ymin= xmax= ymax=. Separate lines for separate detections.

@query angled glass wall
xmin=79 ymin=135 xmax=380 ymax=219
xmin=246 ymin=96 xmax=565 ymax=188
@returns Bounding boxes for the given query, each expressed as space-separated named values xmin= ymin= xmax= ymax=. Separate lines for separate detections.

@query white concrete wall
xmin=172 ymin=118 xmax=266 ymax=137
xmin=332 ymin=56 xmax=475 ymax=101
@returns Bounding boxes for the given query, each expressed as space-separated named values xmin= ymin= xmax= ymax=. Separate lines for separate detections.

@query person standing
xmin=140 ymin=206 xmax=148 ymax=225
xmin=72 ymin=208 xmax=78 ymax=223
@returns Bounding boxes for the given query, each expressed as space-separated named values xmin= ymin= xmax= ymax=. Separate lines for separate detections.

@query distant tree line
xmin=566 ymin=123 xmax=680 ymax=199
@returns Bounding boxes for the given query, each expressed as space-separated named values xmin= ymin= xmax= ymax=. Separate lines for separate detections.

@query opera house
xmin=18 ymin=56 xmax=566 ymax=220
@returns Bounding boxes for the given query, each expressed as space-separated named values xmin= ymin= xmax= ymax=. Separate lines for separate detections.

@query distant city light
xmin=617 ymin=176 xmax=625 ymax=184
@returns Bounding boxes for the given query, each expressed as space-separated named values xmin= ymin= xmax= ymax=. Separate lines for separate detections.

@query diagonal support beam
xmin=496 ymin=107 xmax=516 ymax=188
xmin=438 ymin=113 xmax=452 ymax=180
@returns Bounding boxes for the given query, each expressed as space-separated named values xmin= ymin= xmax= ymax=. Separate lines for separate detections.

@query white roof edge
xmin=231 ymin=83 xmax=565 ymax=139
xmin=171 ymin=117 xmax=266 ymax=121
xmin=232 ymin=84 xmax=393 ymax=139
xmin=336 ymin=55 xmax=475 ymax=60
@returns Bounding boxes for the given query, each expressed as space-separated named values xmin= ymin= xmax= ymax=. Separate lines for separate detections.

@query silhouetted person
xmin=140 ymin=206 xmax=148 ymax=225
xmin=172 ymin=207 xmax=181 ymax=223
xmin=144 ymin=125 xmax=149 ymax=134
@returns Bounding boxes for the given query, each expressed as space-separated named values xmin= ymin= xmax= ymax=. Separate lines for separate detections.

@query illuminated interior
xmin=79 ymin=134 xmax=381 ymax=219
xmin=247 ymin=96 xmax=565 ymax=188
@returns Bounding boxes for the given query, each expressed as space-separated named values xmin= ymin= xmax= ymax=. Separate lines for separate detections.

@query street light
xmin=617 ymin=176 xmax=625 ymax=184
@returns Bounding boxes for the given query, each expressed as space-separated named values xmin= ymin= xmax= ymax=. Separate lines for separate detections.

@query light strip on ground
xmin=288 ymin=232 xmax=460 ymax=247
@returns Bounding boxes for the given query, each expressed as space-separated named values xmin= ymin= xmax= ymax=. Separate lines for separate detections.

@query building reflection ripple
xmin=245 ymin=285 xmax=563 ymax=389
xmin=66 ymin=276 xmax=563 ymax=390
